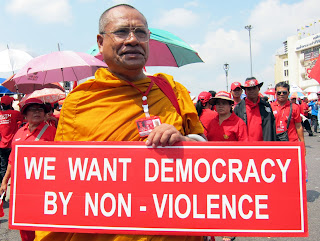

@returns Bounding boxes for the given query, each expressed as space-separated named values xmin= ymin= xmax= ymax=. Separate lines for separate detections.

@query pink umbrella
xmin=12 ymin=51 xmax=107 ymax=85
xmin=20 ymin=88 xmax=65 ymax=106
xmin=264 ymin=88 xmax=275 ymax=95
xmin=2 ymin=75 xmax=64 ymax=94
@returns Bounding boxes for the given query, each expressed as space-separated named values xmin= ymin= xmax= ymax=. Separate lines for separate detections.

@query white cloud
xmin=184 ymin=1 xmax=199 ymax=8
xmin=194 ymin=28 xmax=259 ymax=66
xmin=156 ymin=8 xmax=199 ymax=28
xmin=248 ymin=0 xmax=320 ymax=42
xmin=5 ymin=0 xmax=72 ymax=24
xmin=209 ymin=16 xmax=232 ymax=29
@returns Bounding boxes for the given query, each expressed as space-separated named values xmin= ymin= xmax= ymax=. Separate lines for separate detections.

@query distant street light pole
xmin=223 ymin=63 xmax=229 ymax=91
xmin=245 ymin=25 xmax=253 ymax=77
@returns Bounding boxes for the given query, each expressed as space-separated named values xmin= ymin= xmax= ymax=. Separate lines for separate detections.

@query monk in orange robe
xmin=35 ymin=4 xmax=205 ymax=241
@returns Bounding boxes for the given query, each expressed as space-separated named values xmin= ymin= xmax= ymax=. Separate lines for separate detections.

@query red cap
xmin=1 ymin=96 xmax=15 ymax=105
xmin=241 ymin=78 xmax=263 ymax=88
xmin=197 ymin=91 xmax=213 ymax=106
xmin=230 ymin=82 xmax=242 ymax=91
xmin=20 ymin=98 xmax=49 ymax=114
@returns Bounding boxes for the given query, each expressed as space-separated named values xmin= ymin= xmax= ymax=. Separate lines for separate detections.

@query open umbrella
xmin=264 ymin=88 xmax=275 ymax=95
xmin=0 ymin=48 xmax=33 ymax=73
xmin=88 ymin=28 xmax=203 ymax=67
xmin=304 ymin=85 xmax=320 ymax=93
xmin=12 ymin=51 xmax=107 ymax=86
xmin=20 ymin=88 xmax=65 ymax=106
xmin=0 ymin=78 xmax=16 ymax=94
xmin=2 ymin=75 xmax=64 ymax=94
xmin=289 ymin=92 xmax=305 ymax=99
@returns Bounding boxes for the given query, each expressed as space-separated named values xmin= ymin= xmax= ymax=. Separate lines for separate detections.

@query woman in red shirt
xmin=195 ymin=91 xmax=217 ymax=137
xmin=207 ymin=91 xmax=248 ymax=142
xmin=0 ymin=98 xmax=56 ymax=241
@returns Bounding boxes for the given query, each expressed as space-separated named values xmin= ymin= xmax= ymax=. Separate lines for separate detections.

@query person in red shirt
xmin=271 ymin=82 xmax=304 ymax=143
xmin=230 ymin=82 xmax=243 ymax=106
xmin=0 ymin=98 xmax=56 ymax=241
xmin=195 ymin=91 xmax=217 ymax=137
xmin=300 ymin=97 xmax=313 ymax=136
xmin=207 ymin=91 xmax=248 ymax=141
xmin=0 ymin=96 xmax=23 ymax=184
xmin=234 ymin=77 xmax=276 ymax=141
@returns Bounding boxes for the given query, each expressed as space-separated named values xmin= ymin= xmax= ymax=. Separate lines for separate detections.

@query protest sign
xmin=9 ymin=141 xmax=307 ymax=237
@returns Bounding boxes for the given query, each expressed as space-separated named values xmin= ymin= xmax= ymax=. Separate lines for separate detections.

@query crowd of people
xmin=0 ymin=3 xmax=319 ymax=241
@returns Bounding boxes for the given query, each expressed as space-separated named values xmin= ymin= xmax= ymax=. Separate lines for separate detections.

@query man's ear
xmin=97 ymin=34 xmax=104 ymax=53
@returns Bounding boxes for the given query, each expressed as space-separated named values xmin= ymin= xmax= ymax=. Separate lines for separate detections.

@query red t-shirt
xmin=199 ymin=109 xmax=218 ymax=137
xmin=207 ymin=112 xmax=248 ymax=141
xmin=245 ymin=98 xmax=263 ymax=141
xmin=300 ymin=101 xmax=309 ymax=117
xmin=271 ymin=101 xmax=302 ymax=142
xmin=9 ymin=122 xmax=56 ymax=164
xmin=0 ymin=110 xmax=24 ymax=148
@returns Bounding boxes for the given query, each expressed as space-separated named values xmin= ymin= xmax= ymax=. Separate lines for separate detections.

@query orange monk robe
xmin=35 ymin=68 xmax=203 ymax=241
xmin=55 ymin=68 xmax=203 ymax=142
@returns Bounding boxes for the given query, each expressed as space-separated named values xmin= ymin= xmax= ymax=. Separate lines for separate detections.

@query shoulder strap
xmin=147 ymin=76 xmax=181 ymax=115
xmin=286 ymin=103 xmax=293 ymax=129
xmin=35 ymin=124 xmax=49 ymax=141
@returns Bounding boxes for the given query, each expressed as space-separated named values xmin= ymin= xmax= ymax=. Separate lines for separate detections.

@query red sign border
xmin=10 ymin=141 xmax=307 ymax=237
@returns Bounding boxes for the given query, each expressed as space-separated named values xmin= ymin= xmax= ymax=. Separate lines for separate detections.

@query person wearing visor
xmin=0 ymin=98 xmax=56 ymax=241
xmin=234 ymin=77 xmax=276 ymax=141
xmin=230 ymin=82 xmax=243 ymax=106
xmin=206 ymin=91 xmax=248 ymax=141
xmin=195 ymin=91 xmax=217 ymax=137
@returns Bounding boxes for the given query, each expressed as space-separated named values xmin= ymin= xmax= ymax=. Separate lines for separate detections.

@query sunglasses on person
xmin=276 ymin=91 xmax=288 ymax=95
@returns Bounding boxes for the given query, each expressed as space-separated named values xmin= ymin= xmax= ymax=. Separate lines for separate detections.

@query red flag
xmin=309 ymin=58 xmax=320 ymax=84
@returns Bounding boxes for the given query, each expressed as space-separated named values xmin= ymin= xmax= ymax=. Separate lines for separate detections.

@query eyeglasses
xmin=100 ymin=27 xmax=150 ymax=43
xmin=28 ymin=107 xmax=45 ymax=112
xmin=276 ymin=91 xmax=288 ymax=95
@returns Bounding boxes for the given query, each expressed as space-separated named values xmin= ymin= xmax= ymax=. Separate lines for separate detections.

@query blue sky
xmin=1 ymin=0 xmax=320 ymax=96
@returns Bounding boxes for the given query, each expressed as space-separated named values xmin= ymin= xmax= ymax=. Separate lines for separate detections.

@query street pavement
xmin=0 ymin=132 xmax=319 ymax=241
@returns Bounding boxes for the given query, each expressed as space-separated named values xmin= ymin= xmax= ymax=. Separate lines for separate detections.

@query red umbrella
xmin=309 ymin=58 xmax=320 ymax=84
xmin=19 ymin=88 xmax=65 ymax=106
xmin=1 ymin=75 xmax=64 ymax=94
xmin=264 ymin=88 xmax=275 ymax=95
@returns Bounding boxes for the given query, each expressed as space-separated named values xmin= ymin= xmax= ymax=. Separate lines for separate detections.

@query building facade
xmin=275 ymin=27 xmax=320 ymax=91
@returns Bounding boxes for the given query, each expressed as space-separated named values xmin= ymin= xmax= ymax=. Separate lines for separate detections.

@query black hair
xmin=1 ymin=104 xmax=12 ymax=111
xmin=208 ymin=90 xmax=216 ymax=97
xmin=45 ymin=103 xmax=53 ymax=112
xmin=53 ymin=103 xmax=59 ymax=110
xmin=245 ymin=77 xmax=257 ymax=81
xmin=195 ymin=100 xmax=205 ymax=117
xmin=275 ymin=81 xmax=290 ymax=92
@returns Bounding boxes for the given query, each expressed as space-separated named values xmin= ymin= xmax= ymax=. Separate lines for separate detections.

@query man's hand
xmin=145 ymin=123 xmax=188 ymax=147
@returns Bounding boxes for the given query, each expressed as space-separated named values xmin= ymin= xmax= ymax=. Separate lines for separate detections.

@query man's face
xmin=244 ymin=86 xmax=260 ymax=101
xmin=275 ymin=86 xmax=289 ymax=104
xmin=231 ymin=87 xmax=242 ymax=98
xmin=97 ymin=7 xmax=149 ymax=73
